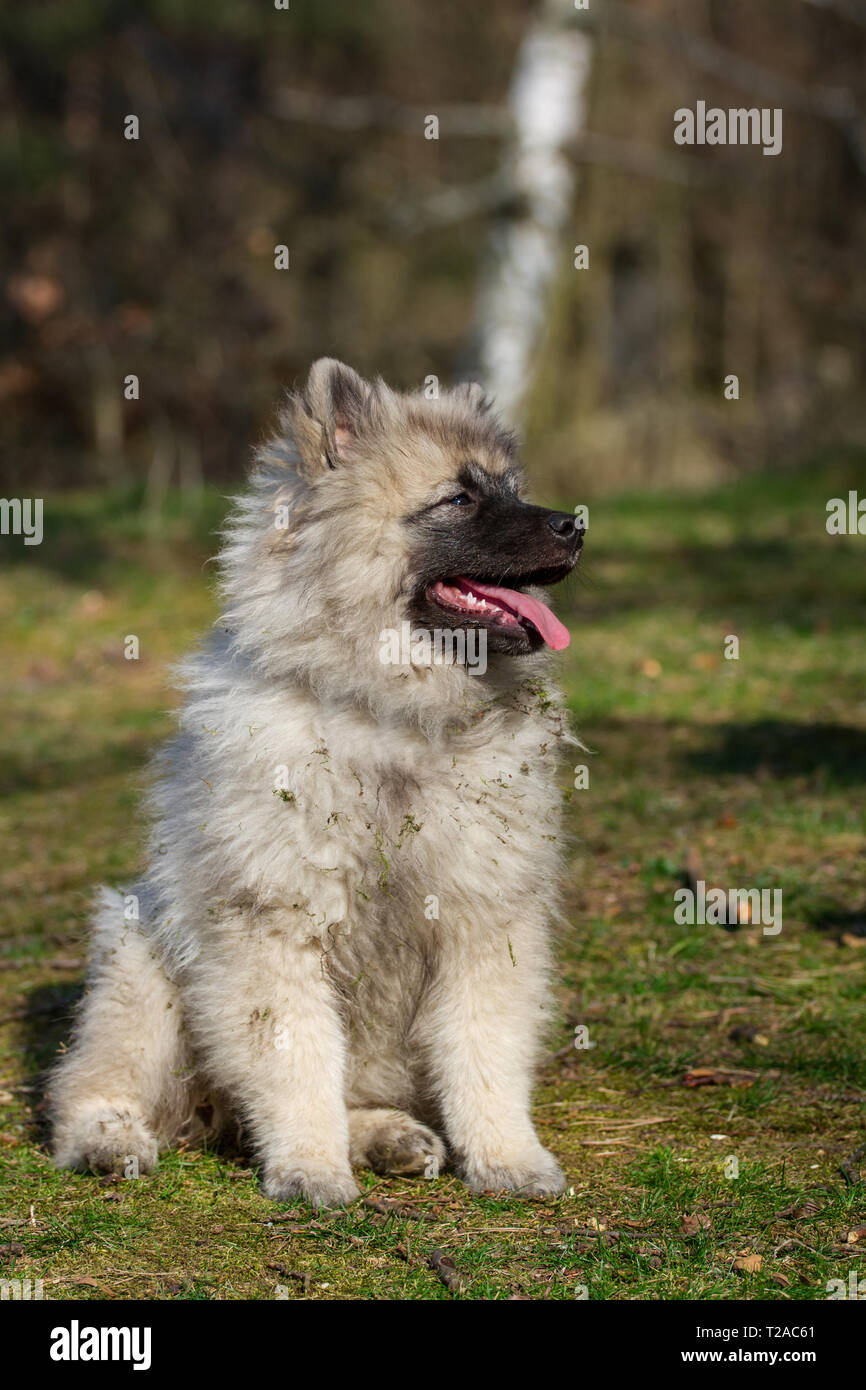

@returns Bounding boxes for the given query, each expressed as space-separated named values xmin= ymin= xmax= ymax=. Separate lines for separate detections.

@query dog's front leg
xmin=186 ymin=913 xmax=357 ymax=1207
xmin=420 ymin=920 xmax=566 ymax=1196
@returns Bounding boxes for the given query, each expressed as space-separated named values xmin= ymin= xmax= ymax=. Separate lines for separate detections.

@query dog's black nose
xmin=547 ymin=511 xmax=581 ymax=541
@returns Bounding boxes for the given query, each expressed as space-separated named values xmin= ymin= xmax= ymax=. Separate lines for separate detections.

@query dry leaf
xmin=733 ymin=1253 xmax=763 ymax=1275
xmin=682 ymin=1066 xmax=761 ymax=1088
xmin=680 ymin=1211 xmax=712 ymax=1236
xmin=777 ymin=1200 xmax=822 ymax=1219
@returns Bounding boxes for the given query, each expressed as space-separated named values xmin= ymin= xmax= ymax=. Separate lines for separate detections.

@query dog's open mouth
xmin=426 ymin=572 xmax=571 ymax=650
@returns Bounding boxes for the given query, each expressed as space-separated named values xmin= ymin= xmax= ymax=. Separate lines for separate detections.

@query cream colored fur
xmin=50 ymin=361 xmax=573 ymax=1205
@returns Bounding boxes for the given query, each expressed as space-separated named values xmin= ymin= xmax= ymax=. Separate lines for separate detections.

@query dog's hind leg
xmin=348 ymin=1107 xmax=446 ymax=1178
xmin=50 ymin=889 xmax=192 ymax=1176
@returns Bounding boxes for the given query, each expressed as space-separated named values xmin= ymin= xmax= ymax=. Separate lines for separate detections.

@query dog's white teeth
xmin=461 ymin=590 xmax=504 ymax=617
xmin=463 ymin=591 xmax=491 ymax=610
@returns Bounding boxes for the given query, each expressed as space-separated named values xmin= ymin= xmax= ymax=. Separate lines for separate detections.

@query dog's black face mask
xmin=404 ymin=462 xmax=583 ymax=655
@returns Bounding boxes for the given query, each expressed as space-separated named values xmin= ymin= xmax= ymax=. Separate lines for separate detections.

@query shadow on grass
xmin=0 ymin=731 xmax=158 ymax=798
xmin=585 ymin=715 xmax=866 ymax=789
xmin=16 ymin=980 xmax=83 ymax=1145
xmin=683 ymin=719 xmax=866 ymax=785
xmin=575 ymin=533 xmax=866 ymax=629
xmin=804 ymin=907 xmax=866 ymax=940
xmin=0 ymin=486 xmax=229 ymax=587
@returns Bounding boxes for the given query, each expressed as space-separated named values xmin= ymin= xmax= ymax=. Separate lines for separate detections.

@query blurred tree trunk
xmin=468 ymin=0 xmax=595 ymax=426
xmin=88 ymin=346 xmax=127 ymax=485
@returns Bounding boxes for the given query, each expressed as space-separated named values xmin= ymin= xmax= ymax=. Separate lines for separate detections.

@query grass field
xmin=1 ymin=460 xmax=864 ymax=1300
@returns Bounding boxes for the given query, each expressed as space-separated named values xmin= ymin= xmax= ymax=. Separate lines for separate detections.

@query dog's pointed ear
xmin=288 ymin=358 xmax=375 ymax=479
xmin=457 ymin=380 xmax=492 ymax=413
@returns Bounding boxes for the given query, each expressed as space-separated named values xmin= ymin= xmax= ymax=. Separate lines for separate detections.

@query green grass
xmin=1 ymin=462 xmax=864 ymax=1300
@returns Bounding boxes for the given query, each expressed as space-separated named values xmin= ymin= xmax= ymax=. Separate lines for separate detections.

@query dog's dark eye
xmin=444 ymin=492 xmax=473 ymax=507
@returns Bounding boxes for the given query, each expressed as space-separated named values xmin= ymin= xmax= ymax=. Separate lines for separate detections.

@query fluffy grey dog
xmin=50 ymin=360 xmax=584 ymax=1205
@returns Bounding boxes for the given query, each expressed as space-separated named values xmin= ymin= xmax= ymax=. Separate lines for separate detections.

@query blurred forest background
xmin=2 ymin=0 xmax=865 ymax=500
xmin=3 ymin=3 xmax=866 ymax=1302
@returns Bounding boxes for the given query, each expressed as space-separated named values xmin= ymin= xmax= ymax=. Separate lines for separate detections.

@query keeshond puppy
xmin=50 ymin=359 xmax=584 ymax=1205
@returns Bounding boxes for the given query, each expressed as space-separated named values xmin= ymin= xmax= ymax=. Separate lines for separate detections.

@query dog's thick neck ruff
xmin=214 ymin=359 xmax=581 ymax=739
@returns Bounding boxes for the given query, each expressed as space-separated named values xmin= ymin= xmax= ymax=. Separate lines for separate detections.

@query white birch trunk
xmin=470 ymin=0 xmax=594 ymax=426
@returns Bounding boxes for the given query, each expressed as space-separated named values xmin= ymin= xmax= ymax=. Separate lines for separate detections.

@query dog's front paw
xmin=53 ymin=1106 xmax=159 ymax=1177
xmin=461 ymin=1146 xmax=566 ymax=1198
xmin=261 ymin=1162 xmax=360 ymax=1209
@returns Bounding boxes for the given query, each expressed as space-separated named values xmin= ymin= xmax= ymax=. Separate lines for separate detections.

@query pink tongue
xmin=460 ymin=579 xmax=570 ymax=651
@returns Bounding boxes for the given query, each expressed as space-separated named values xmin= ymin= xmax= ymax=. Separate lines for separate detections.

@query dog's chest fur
xmin=254 ymin=691 xmax=564 ymax=1068
xmin=250 ymin=688 xmax=561 ymax=918
xmin=153 ymin=661 xmax=566 ymax=993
